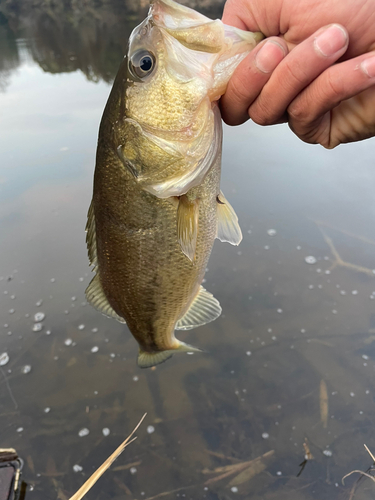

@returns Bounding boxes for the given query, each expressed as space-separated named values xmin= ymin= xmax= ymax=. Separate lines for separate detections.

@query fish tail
xmin=137 ymin=342 xmax=203 ymax=369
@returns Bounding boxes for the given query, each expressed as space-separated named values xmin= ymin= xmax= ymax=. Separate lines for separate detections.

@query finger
xmin=221 ymin=37 xmax=288 ymax=125
xmin=287 ymin=52 xmax=375 ymax=148
xmin=248 ymin=24 xmax=349 ymax=126
xmin=222 ymin=0 xmax=253 ymax=31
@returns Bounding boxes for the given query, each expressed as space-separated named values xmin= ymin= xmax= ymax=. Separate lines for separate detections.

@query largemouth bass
xmin=86 ymin=0 xmax=263 ymax=368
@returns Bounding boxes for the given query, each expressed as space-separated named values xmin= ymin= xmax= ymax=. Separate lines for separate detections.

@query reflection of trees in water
xmin=0 ymin=12 xmax=19 ymax=91
xmin=0 ymin=0 xmax=225 ymax=87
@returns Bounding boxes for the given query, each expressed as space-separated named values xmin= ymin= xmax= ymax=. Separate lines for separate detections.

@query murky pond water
xmin=1 ymin=1 xmax=375 ymax=499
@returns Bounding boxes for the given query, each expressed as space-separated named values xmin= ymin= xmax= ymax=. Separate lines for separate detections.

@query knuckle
xmin=282 ymin=58 xmax=311 ymax=90
xmin=323 ymin=74 xmax=342 ymax=100
xmin=287 ymin=100 xmax=305 ymax=122
xmin=250 ymin=98 xmax=277 ymax=125
xmin=229 ymin=78 xmax=252 ymax=106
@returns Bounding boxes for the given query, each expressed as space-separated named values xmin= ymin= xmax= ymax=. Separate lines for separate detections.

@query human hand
xmin=221 ymin=0 xmax=375 ymax=148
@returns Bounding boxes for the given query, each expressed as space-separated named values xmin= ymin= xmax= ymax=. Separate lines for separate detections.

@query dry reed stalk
xmin=69 ymin=413 xmax=146 ymax=500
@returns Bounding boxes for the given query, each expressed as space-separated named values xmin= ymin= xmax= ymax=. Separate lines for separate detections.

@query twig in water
xmin=141 ymin=484 xmax=197 ymax=500
xmin=342 ymin=444 xmax=375 ymax=500
xmin=0 ymin=368 xmax=18 ymax=410
xmin=69 ymin=413 xmax=146 ymax=500
xmin=342 ymin=470 xmax=375 ymax=484
xmin=204 ymin=450 xmax=275 ymax=486
xmin=316 ymin=227 xmax=375 ymax=277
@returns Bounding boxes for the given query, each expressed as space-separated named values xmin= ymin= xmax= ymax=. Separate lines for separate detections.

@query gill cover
xmin=117 ymin=0 xmax=263 ymax=198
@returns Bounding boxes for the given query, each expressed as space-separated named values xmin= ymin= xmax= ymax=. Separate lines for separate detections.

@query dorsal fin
xmin=175 ymin=286 xmax=221 ymax=330
xmin=85 ymin=273 xmax=126 ymax=324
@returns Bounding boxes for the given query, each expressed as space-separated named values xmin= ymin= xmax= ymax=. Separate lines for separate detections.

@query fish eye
xmin=129 ymin=50 xmax=156 ymax=80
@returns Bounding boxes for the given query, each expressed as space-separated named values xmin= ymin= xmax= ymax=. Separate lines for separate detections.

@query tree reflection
xmin=0 ymin=11 xmax=19 ymax=91
xmin=0 ymin=0 xmax=225 ymax=89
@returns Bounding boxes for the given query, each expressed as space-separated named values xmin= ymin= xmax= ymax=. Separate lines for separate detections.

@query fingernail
xmin=361 ymin=56 xmax=375 ymax=78
xmin=255 ymin=40 xmax=286 ymax=73
xmin=314 ymin=24 xmax=348 ymax=57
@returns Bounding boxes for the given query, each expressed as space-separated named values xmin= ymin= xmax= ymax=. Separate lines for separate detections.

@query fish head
xmin=112 ymin=0 xmax=263 ymax=197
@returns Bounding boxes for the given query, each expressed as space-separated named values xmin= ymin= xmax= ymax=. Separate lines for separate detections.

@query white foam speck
xmin=305 ymin=256 xmax=317 ymax=264
xmin=34 ymin=312 xmax=45 ymax=322
xmin=0 ymin=353 xmax=9 ymax=366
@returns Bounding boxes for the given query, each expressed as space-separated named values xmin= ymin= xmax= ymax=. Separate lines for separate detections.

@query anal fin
xmin=137 ymin=342 xmax=202 ymax=369
xmin=216 ymin=191 xmax=242 ymax=245
xmin=175 ymin=286 xmax=221 ymax=330
xmin=138 ymin=349 xmax=173 ymax=369
xmin=177 ymin=195 xmax=199 ymax=261
xmin=85 ymin=274 xmax=126 ymax=324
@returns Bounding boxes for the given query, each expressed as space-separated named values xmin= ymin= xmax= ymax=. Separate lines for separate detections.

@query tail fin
xmin=137 ymin=341 xmax=203 ymax=369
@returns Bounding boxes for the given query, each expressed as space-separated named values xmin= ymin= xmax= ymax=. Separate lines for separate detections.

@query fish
xmin=85 ymin=0 xmax=263 ymax=368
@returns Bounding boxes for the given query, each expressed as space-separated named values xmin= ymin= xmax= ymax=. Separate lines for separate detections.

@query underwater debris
xmin=68 ymin=413 xmax=146 ymax=500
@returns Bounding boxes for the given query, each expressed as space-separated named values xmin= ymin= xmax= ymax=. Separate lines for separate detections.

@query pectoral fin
xmin=177 ymin=195 xmax=199 ymax=261
xmin=216 ymin=191 xmax=242 ymax=245
xmin=86 ymin=275 xmax=126 ymax=324
xmin=176 ymin=286 xmax=221 ymax=330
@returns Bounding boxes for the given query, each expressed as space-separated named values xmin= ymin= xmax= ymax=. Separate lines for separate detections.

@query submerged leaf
xmin=320 ymin=379 xmax=328 ymax=429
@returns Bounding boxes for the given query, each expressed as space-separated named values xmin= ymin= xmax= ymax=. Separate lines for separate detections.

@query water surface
xmin=1 ymin=2 xmax=375 ymax=499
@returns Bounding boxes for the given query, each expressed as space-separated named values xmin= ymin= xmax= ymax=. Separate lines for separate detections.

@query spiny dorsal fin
xmin=175 ymin=286 xmax=221 ymax=330
xmin=86 ymin=201 xmax=98 ymax=268
xmin=177 ymin=195 xmax=199 ymax=262
xmin=85 ymin=275 xmax=126 ymax=324
xmin=216 ymin=191 xmax=242 ymax=245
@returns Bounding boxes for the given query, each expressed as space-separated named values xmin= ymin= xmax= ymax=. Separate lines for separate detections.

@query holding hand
xmin=221 ymin=0 xmax=375 ymax=148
